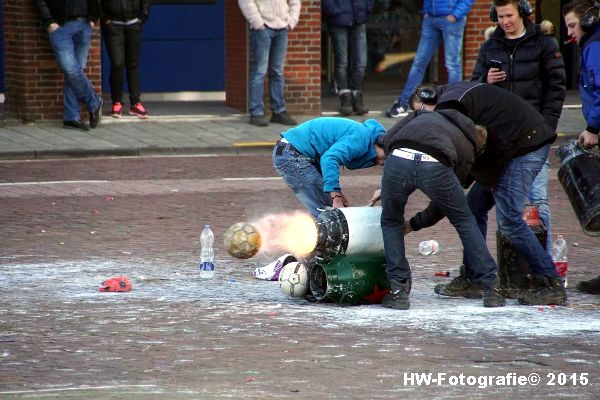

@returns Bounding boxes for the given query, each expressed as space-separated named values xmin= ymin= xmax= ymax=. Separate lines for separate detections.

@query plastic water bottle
xmin=551 ymin=234 xmax=568 ymax=287
xmin=418 ymin=240 xmax=439 ymax=255
xmin=199 ymin=225 xmax=215 ymax=279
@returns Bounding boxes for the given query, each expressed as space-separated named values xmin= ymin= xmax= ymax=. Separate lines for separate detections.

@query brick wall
xmin=225 ymin=0 xmax=321 ymax=115
xmin=3 ymin=0 xmax=101 ymax=122
xmin=225 ymin=0 xmax=247 ymax=112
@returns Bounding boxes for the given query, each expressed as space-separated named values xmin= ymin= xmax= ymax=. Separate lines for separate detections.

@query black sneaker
xmin=63 ymin=120 xmax=90 ymax=131
xmin=434 ymin=265 xmax=483 ymax=298
xmin=249 ymin=115 xmax=268 ymax=127
xmin=382 ymin=280 xmax=411 ymax=310
xmin=89 ymin=97 xmax=103 ymax=129
xmin=576 ymin=275 xmax=600 ymax=294
xmin=518 ymin=276 xmax=567 ymax=306
xmin=483 ymin=287 xmax=506 ymax=307
xmin=271 ymin=111 xmax=297 ymax=126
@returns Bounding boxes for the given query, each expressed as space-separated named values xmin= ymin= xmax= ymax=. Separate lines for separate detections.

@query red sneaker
xmin=111 ymin=102 xmax=122 ymax=118
xmin=129 ymin=102 xmax=149 ymax=119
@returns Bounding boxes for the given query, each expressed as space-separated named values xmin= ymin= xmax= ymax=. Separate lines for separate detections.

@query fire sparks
xmin=252 ymin=211 xmax=317 ymax=256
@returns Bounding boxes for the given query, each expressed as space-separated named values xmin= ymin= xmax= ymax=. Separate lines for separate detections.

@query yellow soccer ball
xmin=223 ymin=222 xmax=262 ymax=259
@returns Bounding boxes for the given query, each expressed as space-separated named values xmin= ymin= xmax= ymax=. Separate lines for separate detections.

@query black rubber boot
xmin=339 ymin=92 xmax=353 ymax=116
xmin=351 ymin=91 xmax=369 ymax=115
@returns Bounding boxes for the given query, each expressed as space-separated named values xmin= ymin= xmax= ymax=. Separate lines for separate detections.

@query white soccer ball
xmin=278 ymin=261 xmax=308 ymax=297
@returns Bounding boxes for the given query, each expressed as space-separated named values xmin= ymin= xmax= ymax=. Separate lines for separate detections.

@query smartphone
xmin=490 ymin=59 xmax=502 ymax=70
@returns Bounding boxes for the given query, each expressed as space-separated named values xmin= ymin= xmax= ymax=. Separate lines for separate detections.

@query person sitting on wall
xmin=34 ymin=0 xmax=104 ymax=131
xmin=238 ymin=0 xmax=301 ymax=127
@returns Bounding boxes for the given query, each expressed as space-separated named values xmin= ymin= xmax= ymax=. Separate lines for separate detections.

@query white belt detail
xmin=392 ymin=148 xmax=438 ymax=162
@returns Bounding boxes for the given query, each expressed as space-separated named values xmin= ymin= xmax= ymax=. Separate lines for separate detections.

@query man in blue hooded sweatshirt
xmin=273 ymin=117 xmax=386 ymax=217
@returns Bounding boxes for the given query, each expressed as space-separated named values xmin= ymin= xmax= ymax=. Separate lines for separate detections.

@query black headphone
xmin=489 ymin=0 xmax=533 ymax=22
xmin=580 ymin=1 xmax=600 ymax=32
xmin=414 ymin=86 xmax=438 ymax=105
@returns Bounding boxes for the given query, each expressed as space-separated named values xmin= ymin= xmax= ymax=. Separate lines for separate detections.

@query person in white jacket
xmin=238 ymin=0 xmax=301 ymax=127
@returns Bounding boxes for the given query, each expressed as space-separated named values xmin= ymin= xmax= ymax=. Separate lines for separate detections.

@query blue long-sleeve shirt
xmin=282 ymin=117 xmax=385 ymax=192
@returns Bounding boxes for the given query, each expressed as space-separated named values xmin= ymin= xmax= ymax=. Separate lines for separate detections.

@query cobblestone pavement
xmin=0 ymin=152 xmax=599 ymax=399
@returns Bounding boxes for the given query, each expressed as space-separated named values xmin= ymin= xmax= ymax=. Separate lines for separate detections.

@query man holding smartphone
xmin=471 ymin=0 xmax=566 ymax=253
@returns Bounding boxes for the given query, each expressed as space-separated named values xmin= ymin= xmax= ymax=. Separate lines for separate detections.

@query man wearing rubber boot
xmin=374 ymin=95 xmax=505 ymax=310
xmin=410 ymin=82 xmax=567 ymax=306
xmin=563 ymin=0 xmax=600 ymax=295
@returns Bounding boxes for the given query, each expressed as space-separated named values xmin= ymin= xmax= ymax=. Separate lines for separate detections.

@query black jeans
xmin=380 ymin=154 xmax=498 ymax=289
xmin=102 ymin=22 xmax=143 ymax=105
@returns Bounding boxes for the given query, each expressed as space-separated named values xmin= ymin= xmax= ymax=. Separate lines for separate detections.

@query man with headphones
xmin=563 ymin=0 xmax=600 ymax=150
xmin=472 ymin=0 xmax=566 ymax=254
xmin=563 ymin=0 xmax=600 ymax=295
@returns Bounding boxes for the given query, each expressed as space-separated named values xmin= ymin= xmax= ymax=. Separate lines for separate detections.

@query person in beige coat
xmin=238 ymin=0 xmax=301 ymax=127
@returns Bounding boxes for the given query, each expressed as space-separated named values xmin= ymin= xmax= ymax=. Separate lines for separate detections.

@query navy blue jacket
xmin=579 ymin=24 xmax=600 ymax=135
xmin=322 ymin=0 xmax=373 ymax=27
xmin=422 ymin=0 xmax=474 ymax=20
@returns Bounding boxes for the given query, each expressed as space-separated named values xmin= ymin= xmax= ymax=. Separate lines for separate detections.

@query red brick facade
xmin=3 ymin=0 xmax=101 ymax=122
xmin=4 ymin=0 xmax=525 ymax=121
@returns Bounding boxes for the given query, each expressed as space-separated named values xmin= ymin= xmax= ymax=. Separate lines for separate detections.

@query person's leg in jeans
xmin=529 ymin=158 xmax=551 ymax=252
xmin=396 ymin=17 xmax=442 ymax=108
xmin=102 ymin=23 xmax=126 ymax=105
xmin=380 ymin=156 xmax=415 ymax=288
xmin=267 ymin=28 xmax=288 ymax=114
xmin=494 ymin=145 xmax=558 ymax=277
xmin=418 ymin=162 xmax=498 ymax=289
xmin=273 ymin=147 xmax=331 ymax=217
xmin=349 ymin=23 xmax=367 ymax=92
xmin=249 ymin=28 xmax=273 ymax=117
xmin=51 ymin=21 xmax=98 ymax=121
xmin=329 ymin=26 xmax=350 ymax=92
xmin=439 ymin=16 xmax=466 ymax=83
xmin=124 ymin=22 xmax=144 ymax=105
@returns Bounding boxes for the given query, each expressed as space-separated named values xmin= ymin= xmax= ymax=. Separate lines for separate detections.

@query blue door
xmin=101 ymin=1 xmax=225 ymax=93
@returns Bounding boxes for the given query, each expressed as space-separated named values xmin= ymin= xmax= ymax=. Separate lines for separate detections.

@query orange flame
xmin=251 ymin=211 xmax=317 ymax=256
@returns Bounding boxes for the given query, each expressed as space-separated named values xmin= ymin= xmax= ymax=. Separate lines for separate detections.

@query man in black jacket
xmin=34 ymin=0 xmax=104 ymax=130
xmin=411 ymin=81 xmax=567 ymax=306
xmin=375 ymin=107 xmax=505 ymax=310
xmin=472 ymin=0 xmax=566 ymax=252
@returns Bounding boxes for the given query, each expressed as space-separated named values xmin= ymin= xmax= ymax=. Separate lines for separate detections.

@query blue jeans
xmin=48 ymin=20 xmax=101 ymax=121
xmin=249 ymin=27 xmax=288 ymax=116
xmin=529 ymin=158 xmax=551 ymax=251
xmin=380 ymin=154 xmax=498 ymax=289
xmin=329 ymin=24 xmax=367 ymax=91
xmin=396 ymin=16 xmax=466 ymax=108
xmin=465 ymin=145 xmax=559 ymax=278
xmin=272 ymin=144 xmax=331 ymax=217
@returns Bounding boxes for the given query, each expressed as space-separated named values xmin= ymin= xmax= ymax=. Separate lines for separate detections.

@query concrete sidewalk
xmin=0 ymin=91 xmax=587 ymax=160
